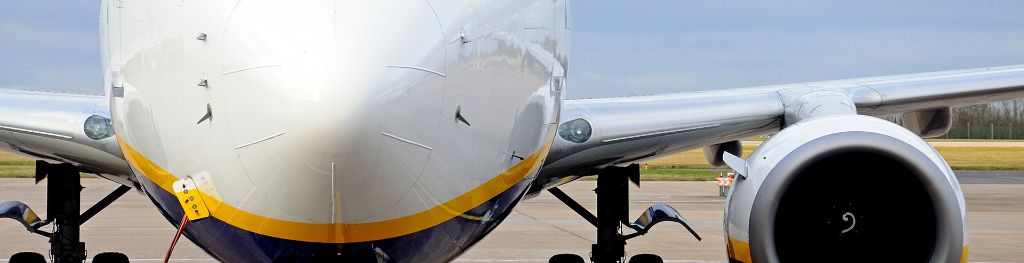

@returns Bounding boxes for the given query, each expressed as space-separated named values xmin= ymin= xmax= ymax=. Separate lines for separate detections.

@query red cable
xmin=163 ymin=214 xmax=189 ymax=263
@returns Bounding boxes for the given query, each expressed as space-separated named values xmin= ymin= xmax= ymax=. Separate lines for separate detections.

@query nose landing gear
xmin=0 ymin=162 xmax=132 ymax=263
xmin=546 ymin=164 xmax=701 ymax=263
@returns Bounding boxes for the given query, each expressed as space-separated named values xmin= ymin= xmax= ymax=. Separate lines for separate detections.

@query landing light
xmin=558 ymin=118 xmax=592 ymax=143
xmin=84 ymin=115 xmax=114 ymax=140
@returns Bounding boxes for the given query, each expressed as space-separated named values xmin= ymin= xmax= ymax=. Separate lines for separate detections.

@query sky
xmin=2 ymin=1 xmax=1024 ymax=98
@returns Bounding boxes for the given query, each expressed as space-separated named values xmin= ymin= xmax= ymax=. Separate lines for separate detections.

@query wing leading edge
xmin=535 ymin=65 xmax=1024 ymax=190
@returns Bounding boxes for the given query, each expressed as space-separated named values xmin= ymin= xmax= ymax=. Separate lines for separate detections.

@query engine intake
xmin=724 ymin=115 xmax=966 ymax=263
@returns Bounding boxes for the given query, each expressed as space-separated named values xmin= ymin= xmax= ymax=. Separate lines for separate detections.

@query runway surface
xmin=0 ymin=171 xmax=1022 ymax=262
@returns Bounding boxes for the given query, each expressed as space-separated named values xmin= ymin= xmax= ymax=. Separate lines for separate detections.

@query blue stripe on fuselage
xmin=133 ymin=167 xmax=531 ymax=262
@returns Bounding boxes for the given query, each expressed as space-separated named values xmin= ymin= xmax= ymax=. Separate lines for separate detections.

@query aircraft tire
xmin=628 ymin=254 xmax=664 ymax=263
xmin=93 ymin=252 xmax=130 ymax=263
xmin=9 ymin=252 xmax=45 ymax=263
xmin=549 ymin=253 xmax=585 ymax=263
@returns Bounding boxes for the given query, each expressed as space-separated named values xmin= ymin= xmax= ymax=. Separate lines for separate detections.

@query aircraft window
xmin=84 ymin=115 xmax=114 ymax=140
xmin=558 ymin=118 xmax=591 ymax=143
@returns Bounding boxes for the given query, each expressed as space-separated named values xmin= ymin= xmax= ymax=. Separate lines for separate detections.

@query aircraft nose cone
xmin=214 ymin=0 xmax=446 ymax=224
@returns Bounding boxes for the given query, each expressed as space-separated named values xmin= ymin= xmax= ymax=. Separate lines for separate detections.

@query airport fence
xmin=885 ymin=99 xmax=1024 ymax=140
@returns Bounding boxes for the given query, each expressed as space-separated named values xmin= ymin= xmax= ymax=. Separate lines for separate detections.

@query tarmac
xmin=0 ymin=171 xmax=1022 ymax=262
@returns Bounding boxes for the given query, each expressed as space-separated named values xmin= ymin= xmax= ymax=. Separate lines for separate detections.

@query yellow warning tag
xmin=172 ymin=177 xmax=210 ymax=220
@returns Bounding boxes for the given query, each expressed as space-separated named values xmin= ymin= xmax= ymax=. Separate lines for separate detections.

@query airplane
xmin=1 ymin=0 xmax=1023 ymax=262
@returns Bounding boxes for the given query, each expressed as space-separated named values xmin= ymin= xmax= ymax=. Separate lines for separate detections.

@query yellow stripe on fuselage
xmin=117 ymin=137 xmax=550 ymax=243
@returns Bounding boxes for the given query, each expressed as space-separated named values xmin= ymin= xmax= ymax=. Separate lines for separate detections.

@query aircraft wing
xmin=536 ymin=65 xmax=1024 ymax=189
xmin=0 ymin=90 xmax=131 ymax=185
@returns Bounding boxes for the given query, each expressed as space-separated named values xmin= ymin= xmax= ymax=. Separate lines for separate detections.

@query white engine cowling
xmin=724 ymin=115 xmax=967 ymax=263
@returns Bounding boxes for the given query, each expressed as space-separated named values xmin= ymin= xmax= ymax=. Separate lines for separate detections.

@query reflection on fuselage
xmin=104 ymin=0 xmax=571 ymax=261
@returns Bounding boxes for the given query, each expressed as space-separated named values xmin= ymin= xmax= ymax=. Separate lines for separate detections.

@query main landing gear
xmin=0 ymin=161 xmax=132 ymax=263
xmin=547 ymin=164 xmax=702 ymax=263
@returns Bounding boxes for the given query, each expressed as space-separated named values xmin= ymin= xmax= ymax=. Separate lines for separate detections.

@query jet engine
xmin=724 ymin=115 xmax=967 ymax=263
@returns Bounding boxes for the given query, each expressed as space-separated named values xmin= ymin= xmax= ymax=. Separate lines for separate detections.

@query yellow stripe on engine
xmin=727 ymin=236 xmax=752 ymax=263
xmin=961 ymin=245 xmax=969 ymax=263
xmin=117 ymin=136 xmax=551 ymax=243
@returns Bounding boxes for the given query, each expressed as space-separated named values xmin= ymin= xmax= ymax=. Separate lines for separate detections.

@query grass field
xmin=927 ymin=139 xmax=1024 ymax=142
xmin=0 ymin=153 xmax=95 ymax=178
xmin=0 ymin=144 xmax=1020 ymax=180
xmin=638 ymin=145 xmax=1024 ymax=181
xmin=581 ymin=169 xmax=726 ymax=182
xmin=934 ymin=147 xmax=1024 ymax=170
xmin=0 ymin=152 xmax=36 ymax=178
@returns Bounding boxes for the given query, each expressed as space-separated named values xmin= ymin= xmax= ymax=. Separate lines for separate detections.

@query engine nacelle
xmin=724 ymin=115 xmax=967 ymax=262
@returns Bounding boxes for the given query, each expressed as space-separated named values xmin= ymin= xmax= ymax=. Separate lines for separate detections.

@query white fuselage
xmin=102 ymin=0 xmax=570 ymax=261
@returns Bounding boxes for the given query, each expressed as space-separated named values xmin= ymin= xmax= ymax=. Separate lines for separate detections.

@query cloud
xmin=569 ymin=1 xmax=1024 ymax=98
xmin=2 ymin=1 xmax=1023 ymax=98
xmin=572 ymin=72 xmax=698 ymax=98
xmin=0 ymin=3 xmax=101 ymax=94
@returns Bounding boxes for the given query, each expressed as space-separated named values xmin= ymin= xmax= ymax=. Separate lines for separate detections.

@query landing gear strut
xmin=1 ymin=161 xmax=132 ymax=263
xmin=47 ymin=162 xmax=86 ymax=263
xmin=548 ymin=164 xmax=701 ymax=263
xmin=592 ymin=164 xmax=631 ymax=263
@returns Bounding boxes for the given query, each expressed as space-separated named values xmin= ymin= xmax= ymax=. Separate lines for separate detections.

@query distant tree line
xmin=947 ymin=99 xmax=1024 ymax=139
xmin=886 ymin=99 xmax=1024 ymax=140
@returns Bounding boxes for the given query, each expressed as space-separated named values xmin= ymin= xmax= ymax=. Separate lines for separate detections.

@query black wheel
xmin=10 ymin=252 xmax=46 ymax=263
xmin=93 ymin=252 xmax=130 ymax=263
xmin=628 ymin=254 xmax=664 ymax=263
xmin=549 ymin=253 xmax=585 ymax=263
